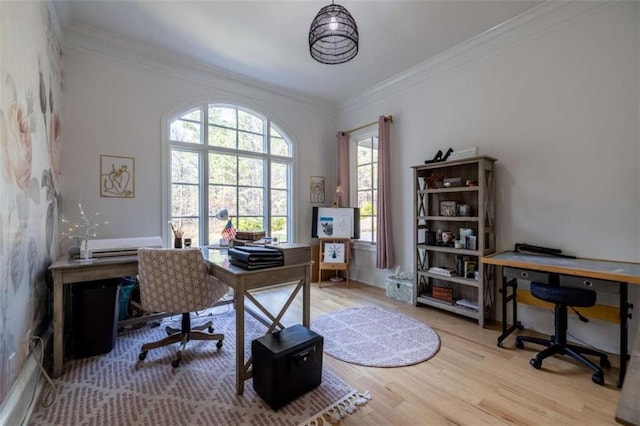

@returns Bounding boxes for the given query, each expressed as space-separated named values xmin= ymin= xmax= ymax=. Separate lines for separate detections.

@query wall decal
xmin=100 ymin=155 xmax=135 ymax=198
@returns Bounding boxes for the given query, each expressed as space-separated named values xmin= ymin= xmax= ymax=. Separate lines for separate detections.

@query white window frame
xmin=349 ymin=130 xmax=378 ymax=251
xmin=161 ymin=103 xmax=294 ymax=246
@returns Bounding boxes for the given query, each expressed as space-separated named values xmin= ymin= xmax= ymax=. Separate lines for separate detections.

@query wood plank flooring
xmin=252 ymin=280 xmax=622 ymax=425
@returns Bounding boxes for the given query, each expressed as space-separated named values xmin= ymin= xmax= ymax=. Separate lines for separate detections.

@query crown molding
xmin=338 ymin=1 xmax=608 ymax=113
xmin=63 ymin=23 xmax=337 ymax=121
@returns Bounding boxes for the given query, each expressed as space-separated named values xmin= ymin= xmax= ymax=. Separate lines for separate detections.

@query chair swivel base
xmin=138 ymin=313 xmax=224 ymax=368
xmin=516 ymin=335 xmax=610 ymax=385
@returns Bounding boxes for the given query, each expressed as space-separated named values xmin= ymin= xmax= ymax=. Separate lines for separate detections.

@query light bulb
xmin=328 ymin=16 xmax=338 ymax=31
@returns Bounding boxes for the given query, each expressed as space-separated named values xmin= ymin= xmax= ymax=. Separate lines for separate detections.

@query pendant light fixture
xmin=309 ymin=2 xmax=359 ymax=64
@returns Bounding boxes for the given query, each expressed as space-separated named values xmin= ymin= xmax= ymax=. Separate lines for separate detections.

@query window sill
xmin=352 ymin=241 xmax=376 ymax=252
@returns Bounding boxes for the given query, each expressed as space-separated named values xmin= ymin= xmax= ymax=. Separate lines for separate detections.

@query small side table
xmin=385 ymin=276 xmax=413 ymax=304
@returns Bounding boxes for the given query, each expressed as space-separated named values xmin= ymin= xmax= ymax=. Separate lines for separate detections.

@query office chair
xmin=515 ymin=281 xmax=611 ymax=385
xmin=137 ymin=247 xmax=228 ymax=368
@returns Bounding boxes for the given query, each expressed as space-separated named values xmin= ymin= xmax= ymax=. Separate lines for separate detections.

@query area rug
xmin=29 ymin=307 xmax=369 ymax=425
xmin=311 ymin=306 xmax=440 ymax=367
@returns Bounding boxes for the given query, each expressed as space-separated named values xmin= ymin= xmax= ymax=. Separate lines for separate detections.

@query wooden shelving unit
xmin=318 ymin=238 xmax=350 ymax=287
xmin=411 ymin=156 xmax=496 ymax=327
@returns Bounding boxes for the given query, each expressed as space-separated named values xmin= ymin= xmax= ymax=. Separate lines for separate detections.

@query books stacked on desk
xmin=228 ymin=246 xmax=284 ymax=270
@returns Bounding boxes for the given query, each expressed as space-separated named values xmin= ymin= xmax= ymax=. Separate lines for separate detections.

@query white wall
xmin=60 ymin=34 xmax=337 ymax=247
xmin=338 ymin=2 xmax=640 ymax=353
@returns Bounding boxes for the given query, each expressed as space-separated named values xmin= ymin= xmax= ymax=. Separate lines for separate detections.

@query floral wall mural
xmin=0 ymin=2 xmax=62 ymax=403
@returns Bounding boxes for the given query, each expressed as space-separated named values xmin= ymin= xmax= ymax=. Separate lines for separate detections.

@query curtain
xmin=336 ymin=132 xmax=350 ymax=207
xmin=376 ymin=116 xmax=395 ymax=269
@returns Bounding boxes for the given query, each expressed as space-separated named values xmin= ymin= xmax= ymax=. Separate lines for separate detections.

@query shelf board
xmin=417 ymin=245 xmax=480 ymax=256
xmin=418 ymin=271 xmax=480 ymax=288
xmin=419 ymin=187 xmax=479 ymax=194
xmin=423 ymin=216 xmax=479 ymax=222
xmin=416 ymin=295 xmax=480 ymax=319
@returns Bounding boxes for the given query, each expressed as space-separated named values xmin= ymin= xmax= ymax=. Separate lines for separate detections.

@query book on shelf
xmin=428 ymin=266 xmax=457 ymax=276
xmin=455 ymin=298 xmax=479 ymax=311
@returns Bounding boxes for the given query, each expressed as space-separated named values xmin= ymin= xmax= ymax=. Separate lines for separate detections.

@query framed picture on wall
xmin=100 ymin=155 xmax=135 ymax=198
xmin=310 ymin=176 xmax=325 ymax=203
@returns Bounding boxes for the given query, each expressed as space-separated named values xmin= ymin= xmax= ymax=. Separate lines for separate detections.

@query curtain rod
xmin=341 ymin=115 xmax=393 ymax=135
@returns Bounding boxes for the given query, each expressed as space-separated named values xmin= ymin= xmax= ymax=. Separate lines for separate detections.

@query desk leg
xmin=497 ymin=274 xmax=521 ymax=347
xmin=619 ymin=282 xmax=629 ymax=388
xmin=53 ymin=272 xmax=64 ymax=378
xmin=303 ymin=264 xmax=311 ymax=327
xmin=235 ymin=280 xmax=245 ymax=395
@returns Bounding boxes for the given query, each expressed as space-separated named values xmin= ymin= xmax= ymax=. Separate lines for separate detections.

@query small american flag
xmin=221 ymin=219 xmax=237 ymax=241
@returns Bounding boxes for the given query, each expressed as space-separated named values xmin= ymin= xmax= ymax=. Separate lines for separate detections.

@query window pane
xmin=210 ymin=153 xmax=237 ymax=185
xmin=179 ymin=218 xmax=199 ymax=247
xmin=238 ymin=157 xmax=263 ymax=186
xmin=373 ymin=163 xmax=378 ymax=190
xmin=172 ymin=183 xmax=199 ymax=217
xmin=358 ymin=188 xmax=372 ymax=206
xmin=209 ymin=125 xmax=236 ymax=148
xmin=238 ymin=110 xmax=264 ymax=133
xmin=209 ymin=217 xmax=225 ymax=243
xmin=171 ymin=150 xmax=199 ymax=183
xmin=357 ymin=164 xmax=372 ymax=190
xmin=271 ymin=217 xmax=287 ymax=243
xmin=271 ymin=162 xmax=287 ymax=189
xmin=209 ymin=106 xmax=236 ymax=128
xmin=270 ymin=137 xmax=289 ymax=156
xmin=238 ymin=216 xmax=263 ymax=231
xmin=271 ymin=189 xmax=287 ymax=215
xmin=357 ymin=145 xmax=370 ymax=165
xmin=238 ymin=131 xmax=263 ymax=153
xmin=239 ymin=187 xmax=263 ymax=215
xmin=209 ymin=185 xmax=236 ymax=216
xmin=170 ymin=119 xmax=200 ymax=143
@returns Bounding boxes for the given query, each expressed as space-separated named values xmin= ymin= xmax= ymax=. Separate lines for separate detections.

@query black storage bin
xmin=252 ymin=324 xmax=323 ymax=410
xmin=72 ymin=279 xmax=120 ymax=358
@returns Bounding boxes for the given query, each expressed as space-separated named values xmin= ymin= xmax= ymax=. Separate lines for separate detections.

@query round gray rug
xmin=311 ymin=306 xmax=440 ymax=367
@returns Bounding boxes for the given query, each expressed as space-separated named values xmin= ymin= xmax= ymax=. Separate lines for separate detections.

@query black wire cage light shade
xmin=309 ymin=3 xmax=359 ymax=64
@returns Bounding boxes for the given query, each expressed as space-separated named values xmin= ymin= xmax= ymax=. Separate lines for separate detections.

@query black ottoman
xmin=252 ymin=324 xmax=323 ymax=410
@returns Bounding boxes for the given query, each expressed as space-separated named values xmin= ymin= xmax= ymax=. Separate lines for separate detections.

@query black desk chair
xmin=515 ymin=282 xmax=611 ymax=385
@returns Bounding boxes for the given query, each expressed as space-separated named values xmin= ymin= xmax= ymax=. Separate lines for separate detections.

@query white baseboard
xmin=0 ymin=332 xmax=50 ymax=425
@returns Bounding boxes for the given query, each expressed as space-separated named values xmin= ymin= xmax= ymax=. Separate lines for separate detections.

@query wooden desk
xmin=483 ymin=251 xmax=640 ymax=388
xmin=49 ymin=249 xmax=311 ymax=395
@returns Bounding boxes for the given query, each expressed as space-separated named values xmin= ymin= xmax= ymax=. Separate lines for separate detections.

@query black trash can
xmin=72 ymin=279 xmax=120 ymax=358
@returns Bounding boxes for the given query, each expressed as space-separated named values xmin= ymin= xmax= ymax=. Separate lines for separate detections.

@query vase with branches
xmin=60 ymin=203 xmax=109 ymax=261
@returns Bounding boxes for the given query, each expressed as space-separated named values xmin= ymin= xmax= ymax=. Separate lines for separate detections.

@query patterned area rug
xmin=311 ymin=306 xmax=440 ymax=367
xmin=29 ymin=307 xmax=368 ymax=425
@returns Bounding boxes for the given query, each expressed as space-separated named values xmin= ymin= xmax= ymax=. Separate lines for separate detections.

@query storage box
xmin=252 ymin=325 xmax=323 ymax=410
xmin=266 ymin=243 xmax=311 ymax=265
xmin=432 ymin=286 xmax=453 ymax=303
xmin=235 ymin=231 xmax=265 ymax=242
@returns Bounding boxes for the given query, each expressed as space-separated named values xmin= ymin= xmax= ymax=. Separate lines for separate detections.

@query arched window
xmin=166 ymin=104 xmax=293 ymax=246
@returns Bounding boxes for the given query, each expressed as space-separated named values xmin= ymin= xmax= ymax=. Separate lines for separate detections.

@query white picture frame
xmin=323 ymin=242 xmax=345 ymax=263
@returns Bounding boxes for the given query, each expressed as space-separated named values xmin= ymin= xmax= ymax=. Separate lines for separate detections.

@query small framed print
xmin=324 ymin=242 xmax=345 ymax=263
xmin=310 ymin=176 xmax=325 ymax=203
xmin=440 ymin=201 xmax=457 ymax=217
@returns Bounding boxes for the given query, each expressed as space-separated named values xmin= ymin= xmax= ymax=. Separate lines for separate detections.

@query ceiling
xmin=53 ymin=1 xmax=544 ymax=104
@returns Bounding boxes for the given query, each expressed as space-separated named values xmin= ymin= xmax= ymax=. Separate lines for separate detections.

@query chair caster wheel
xmin=515 ymin=339 xmax=524 ymax=349
xmin=530 ymin=358 xmax=541 ymax=369
xmin=139 ymin=351 xmax=147 ymax=361
xmin=592 ymin=372 xmax=604 ymax=385
xmin=208 ymin=326 xmax=214 ymax=333
xmin=172 ymin=359 xmax=181 ymax=368
xmin=216 ymin=340 xmax=223 ymax=349
xmin=600 ymin=358 xmax=611 ymax=369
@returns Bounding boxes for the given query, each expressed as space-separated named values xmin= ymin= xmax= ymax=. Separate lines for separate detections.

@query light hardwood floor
xmin=254 ymin=280 xmax=622 ymax=425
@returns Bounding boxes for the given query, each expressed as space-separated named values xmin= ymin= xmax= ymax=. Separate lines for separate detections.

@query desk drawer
xmin=559 ymin=275 xmax=618 ymax=294
xmin=503 ymin=267 xmax=551 ymax=284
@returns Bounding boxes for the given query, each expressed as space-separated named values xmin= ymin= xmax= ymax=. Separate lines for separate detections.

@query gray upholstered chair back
xmin=138 ymin=248 xmax=228 ymax=313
